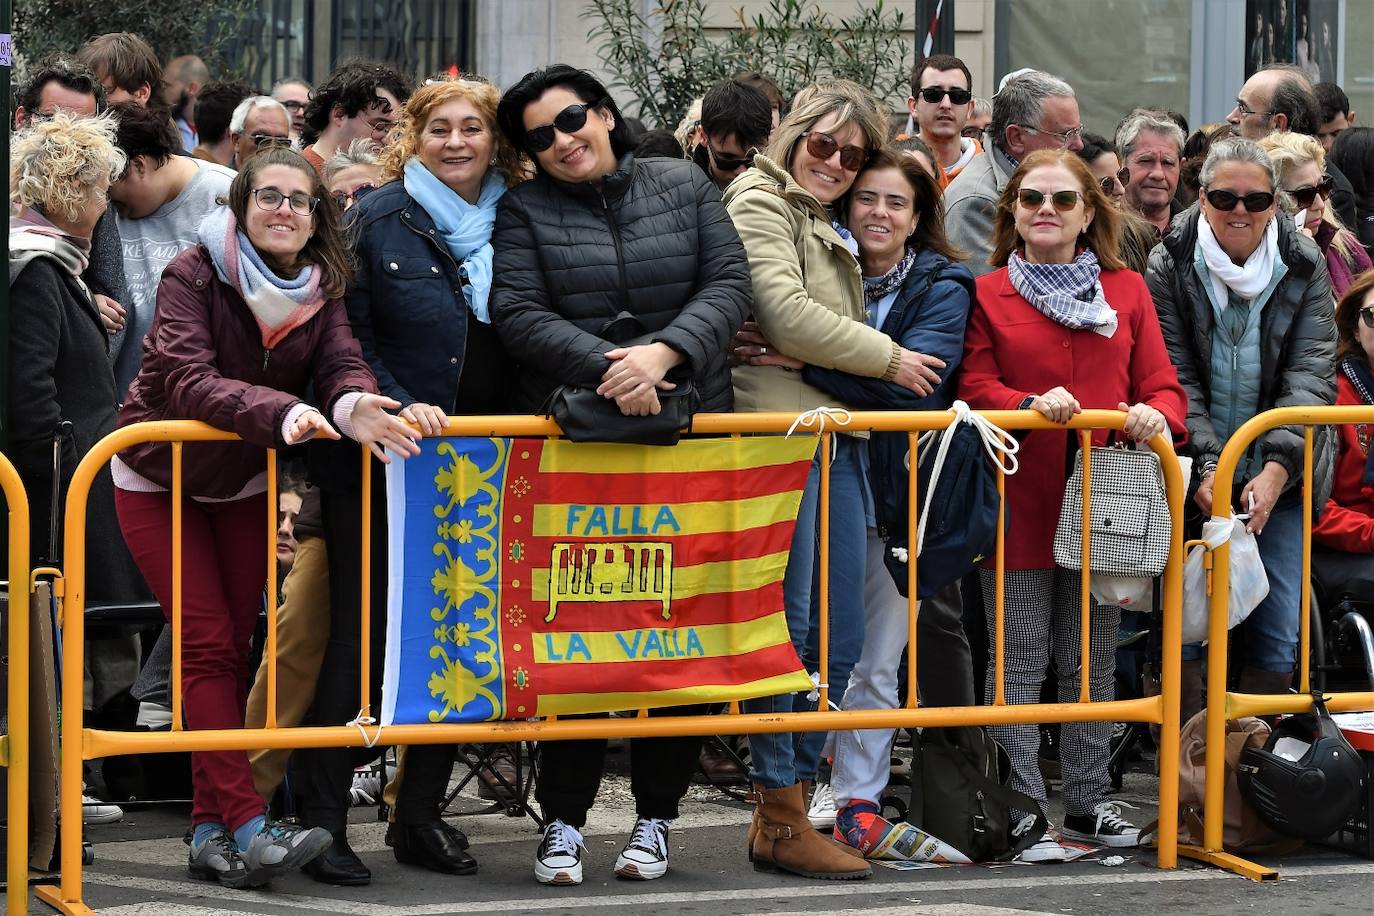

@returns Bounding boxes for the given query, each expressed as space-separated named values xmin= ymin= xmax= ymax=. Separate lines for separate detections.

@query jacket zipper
xmin=600 ymin=190 xmax=631 ymax=311
xmin=263 ymin=348 xmax=271 ymax=372
xmin=404 ymin=212 xmax=468 ymax=408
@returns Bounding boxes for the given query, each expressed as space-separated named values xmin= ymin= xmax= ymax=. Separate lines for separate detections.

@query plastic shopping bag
xmin=1091 ymin=575 xmax=1153 ymax=609
xmin=1182 ymin=516 xmax=1270 ymax=644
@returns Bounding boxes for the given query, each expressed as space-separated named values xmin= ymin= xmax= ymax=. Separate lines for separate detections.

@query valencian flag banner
xmin=380 ymin=436 xmax=818 ymax=725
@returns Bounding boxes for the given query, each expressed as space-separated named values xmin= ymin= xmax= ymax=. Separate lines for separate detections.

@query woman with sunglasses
xmin=1311 ymin=272 xmax=1374 ymax=600
xmin=492 ymin=64 xmax=750 ymax=887
xmin=1260 ymin=131 xmax=1372 ymax=299
xmin=292 ymin=76 xmax=526 ymax=885
xmin=961 ymin=148 xmax=1186 ymax=860
xmin=113 ymin=147 xmax=422 ymax=889
xmin=722 ymin=79 xmax=929 ymax=882
xmin=323 ymin=138 xmax=381 ymax=211
xmin=1148 ymin=137 xmax=1336 ymax=721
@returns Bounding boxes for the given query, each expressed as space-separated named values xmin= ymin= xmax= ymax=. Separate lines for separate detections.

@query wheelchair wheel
xmin=1310 ymin=584 xmax=1327 ymax=692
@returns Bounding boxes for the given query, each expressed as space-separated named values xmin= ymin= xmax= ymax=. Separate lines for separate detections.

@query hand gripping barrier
xmin=1 ymin=455 xmax=31 ymax=916
xmin=1178 ymin=406 xmax=1374 ymax=881
xmin=33 ymin=409 xmax=1184 ymax=913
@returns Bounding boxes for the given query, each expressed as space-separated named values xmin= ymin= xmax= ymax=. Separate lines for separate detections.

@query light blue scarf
xmin=402 ymin=158 xmax=505 ymax=323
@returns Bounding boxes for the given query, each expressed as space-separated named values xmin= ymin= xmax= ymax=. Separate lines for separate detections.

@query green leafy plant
xmin=588 ymin=0 xmax=910 ymax=128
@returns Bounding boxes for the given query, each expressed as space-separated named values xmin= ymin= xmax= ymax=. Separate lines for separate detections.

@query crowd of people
xmin=7 ymin=27 xmax=1374 ymax=894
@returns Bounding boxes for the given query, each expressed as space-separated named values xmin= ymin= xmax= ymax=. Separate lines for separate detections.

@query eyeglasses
xmin=251 ymin=133 xmax=293 ymax=150
xmin=917 ymin=86 xmax=973 ymax=106
xmin=705 ymin=139 xmax=758 ymax=174
xmin=1014 ymin=123 xmax=1083 ymax=147
xmin=1016 ymin=188 xmax=1084 ymax=211
xmin=1283 ymin=175 xmax=1334 ymax=209
xmin=252 ymin=187 xmax=319 ymax=216
xmin=331 ymin=183 xmax=377 ymax=207
xmin=961 ymin=125 xmax=985 ymax=139
xmin=802 ymin=131 xmax=868 ymax=171
xmin=1235 ymin=98 xmax=1273 ymax=120
xmin=1360 ymin=306 xmax=1374 ymax=329
xmin=525 ymin=102 xmax=598 ymax=153
xmin=361 ymin=113 xmax=395 ymax=137
xmin=278 ymin=100 xmax=307 ymax=112
xmin=1203 ymin=187 xmax=1275 ymax=212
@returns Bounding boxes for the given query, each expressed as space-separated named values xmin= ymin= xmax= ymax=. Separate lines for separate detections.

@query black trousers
xmin=536 ymin=705 xmax=707 ymax=829
xmin=294 ymin=477 xmax=458 ymax=831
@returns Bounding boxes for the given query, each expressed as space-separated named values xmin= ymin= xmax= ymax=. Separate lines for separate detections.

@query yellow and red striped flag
xmin=381 ymin=435 xmax=817 ymax=724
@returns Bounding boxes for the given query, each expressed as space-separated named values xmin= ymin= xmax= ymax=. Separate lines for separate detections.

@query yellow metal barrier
xmin=1179 ymin=406 xmax=1374 ymax=881
xmin=1 ymin=455 xmax=32 ymax=916
xmin=34 ymin=409 xmax=1185 ymax=914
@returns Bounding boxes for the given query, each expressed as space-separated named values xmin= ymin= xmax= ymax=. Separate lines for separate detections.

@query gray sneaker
xmin=187 ymin=828 xmax=248 ymax=885
xmin=235 ymin=821 xmax=333 ymax=888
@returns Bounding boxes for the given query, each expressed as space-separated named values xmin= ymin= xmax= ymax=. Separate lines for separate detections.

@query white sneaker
xmin=1062 ymin=801 xmax=1142 ymax=848
xmin=82 ymin=786 xmax=123 ymax=825
xmin=807 ymin=781 xmax=837 ymax=830
xmin=614 ymin=817 xmax=670 ymax=880
xmin=534 ymin=819 xmax=584 ymax=886
xmin=348 ymin=762 xmax=396 ymax=807
xmin=1013 ymin=814 xmax=1068 ymax=863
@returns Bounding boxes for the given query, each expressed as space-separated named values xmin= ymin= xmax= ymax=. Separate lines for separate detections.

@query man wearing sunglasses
xmin=299 ymin=61 xmax=411 ymax=175
xmin=230 ymin=95 xmax=293 ymax=170
xmin=945 ymin=70 xmax=1083 ymax=276
xmin=1115 ymin=109 xmax=1186 ymax=238
xmin=906 ymin=53 xmax=981 ymax=190
xmin=691 ymin=78 xmax=771 ymax=191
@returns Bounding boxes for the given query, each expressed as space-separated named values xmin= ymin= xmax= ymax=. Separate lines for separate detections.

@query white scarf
xmin=1197 ymin=215 xmax=1278 ymax=307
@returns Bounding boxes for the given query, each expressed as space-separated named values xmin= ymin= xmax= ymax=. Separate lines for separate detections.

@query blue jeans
xmin=1182 ymin=495 xmax=1303 ymax=673
xmin=745 ymin=436 xmax=868 ymax=788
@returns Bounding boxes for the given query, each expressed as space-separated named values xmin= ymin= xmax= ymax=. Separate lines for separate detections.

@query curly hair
xmin=989 ymin=148 xmax=1125 ymax=271
xmin=378 ymin=76 xmax=527 ymax=186
xmin=9 ymin=111 xmax=126 ymax=223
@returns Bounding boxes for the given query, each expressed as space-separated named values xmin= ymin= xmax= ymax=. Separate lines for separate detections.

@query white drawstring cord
xmin=786 ymin=406 xmax=853 ymax=459
xmin=348 ymin=708 xmax=383 ymax=749
xmin=898 ymin=401 xmax=1020 ymax=560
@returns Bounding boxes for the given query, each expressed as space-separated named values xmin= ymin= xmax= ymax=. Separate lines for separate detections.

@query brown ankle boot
xmin=750 ymin=783 xmax=871 ymax=879
xmin=1180 ymin=658 xmax=1204 ymax=726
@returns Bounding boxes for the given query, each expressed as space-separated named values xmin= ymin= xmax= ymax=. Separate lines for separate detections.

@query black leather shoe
xmin=385 ymin=819 xmax=469 ymax=850
xmin=394 ymin=819 xmax=478 ymax=875
xmin=302 ymin=831 xmax=371 ymax=886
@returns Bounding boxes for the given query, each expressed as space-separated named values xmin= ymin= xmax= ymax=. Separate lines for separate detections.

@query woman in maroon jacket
xmin=1312 ymin=271 xmax=1374 ymax=599
xmin=113 ymin=148 xmax=421 ymax=890
xmin=959 ymin=149 xmax=1187 ymax=860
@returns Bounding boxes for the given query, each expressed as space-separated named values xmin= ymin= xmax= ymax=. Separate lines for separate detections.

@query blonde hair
xmin=10 ymin=112 xmax=126 ymax=223
xmin=377 ymin=76 xmax=528 ymax=186
xmin=1258 ymin=130 xmax=1357 ymax=261
xmin=767 ymin=79 xmax=889 ymax=186
xmin=675 ymin=97 xmax=703 ymax=155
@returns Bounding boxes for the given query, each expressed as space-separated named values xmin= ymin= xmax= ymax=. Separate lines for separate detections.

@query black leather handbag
xmin=541 ymin=312 xmax=698 ymax=446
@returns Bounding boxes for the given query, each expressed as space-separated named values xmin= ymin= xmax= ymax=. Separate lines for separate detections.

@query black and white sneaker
xmin=534 ymin=819 xmax=584 ymax=886
xmin=1062 ymin=801 xmax=1142 ymax=848
xmin=187 ymin=828 xmax=248 ymax=885
xmin=1012 ymin=814 xmax=1067 ymax=863
xmin=614 ymin=817 xmax=670 ymax=880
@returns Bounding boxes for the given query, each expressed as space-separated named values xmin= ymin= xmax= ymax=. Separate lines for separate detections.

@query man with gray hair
xmin=944 ymin=70 xmax=1084 ymax=275
xmin=1116 ymin=109 xmax=1186 ymax=237
xmin=1228 ymin=63 xmax=1357 ymax=228
xmin=230 ymin=95 xmax=292 ymax=169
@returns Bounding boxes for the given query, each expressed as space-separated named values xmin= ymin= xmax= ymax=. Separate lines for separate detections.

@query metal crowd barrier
xmin=31 ymin=409 xmax=1184 ymax=914
xmin=1 ymin=455 xmax=31 ymax=916
xmin=1179 ymin=406 xmax=1374 ymax=881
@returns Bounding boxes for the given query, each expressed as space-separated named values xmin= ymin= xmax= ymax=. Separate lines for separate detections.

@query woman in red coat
xmin=114 ymin=148 xmax=423 ymax=890
xmin=1311 ymin=271 xmax=1374 ymax=599
xmin=959 ymin=148 xmax=1186 ymax=860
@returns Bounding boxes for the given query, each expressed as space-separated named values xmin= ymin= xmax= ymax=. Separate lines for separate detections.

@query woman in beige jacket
xmin=723 ymin=80 xmax=939 ymax=880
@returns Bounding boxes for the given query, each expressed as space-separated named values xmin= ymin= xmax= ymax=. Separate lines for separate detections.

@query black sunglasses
xmin=1284 ymin=175 xmax=1334 ymax=210
xmin=331 ymin=183 xmax=377 ymax=207
xmin=802 ymin=131 xmax=868 ymax=172
xmin=1016 ymin=188 xmax=1083 ymax=211
xmin=1361 ymin=306 xmax=1374 ymax=330
xmin=1203 ymin=188 xmax=1275 ymax=212
xmin=706 ymin=140 xmax=757 ymax=174
xmin=525 ymin=102 xmax=600 ymax=153
xmin=918 ymin=86 xmax=973 ymax=106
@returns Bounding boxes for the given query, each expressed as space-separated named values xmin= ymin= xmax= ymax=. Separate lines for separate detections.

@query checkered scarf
xmin=1007 ymin=249 xmax=1118 ymax=338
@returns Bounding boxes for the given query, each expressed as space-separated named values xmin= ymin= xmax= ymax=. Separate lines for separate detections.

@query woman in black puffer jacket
xmin=492 ymin=65 xmax=750 ymax=887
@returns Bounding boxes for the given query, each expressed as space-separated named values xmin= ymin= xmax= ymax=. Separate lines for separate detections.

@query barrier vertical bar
xmin=1202 ymin=444 xmax=1238 ymax=855
xmin=171 ymin=443 xmax=184 ymax=733
xmin=817 ymin=433 xmax=831 ymax=714
xmin=1152 ymin=428 xmax=1184 ymax=869
xmin=57 ymin=450 xmax=91 ymax=908
xmin=1078 ymin=431 xmax=1092 ymax=704
xmin=1299 ymin=428 xmax=1314 ymax=693
xmin=993 ymin=465 xmax=1006 ymax=706
xmin=906 ymin=430 xmax=919 ymax=708
xmin=265 ymin=451 xmax=279 ymax=728
xmin=361 ymin=447 xmax=372 ymax=717
xmin=4 ymin=464 xmax=31 ymax=916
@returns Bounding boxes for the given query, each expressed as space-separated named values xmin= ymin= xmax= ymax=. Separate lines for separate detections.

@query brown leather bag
xmin=1176 ymin=709 xmax=1300 ymax=853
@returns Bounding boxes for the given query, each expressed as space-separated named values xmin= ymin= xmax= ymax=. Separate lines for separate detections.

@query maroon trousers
xmin=115 ymin=488 xmax=268 ymax=830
